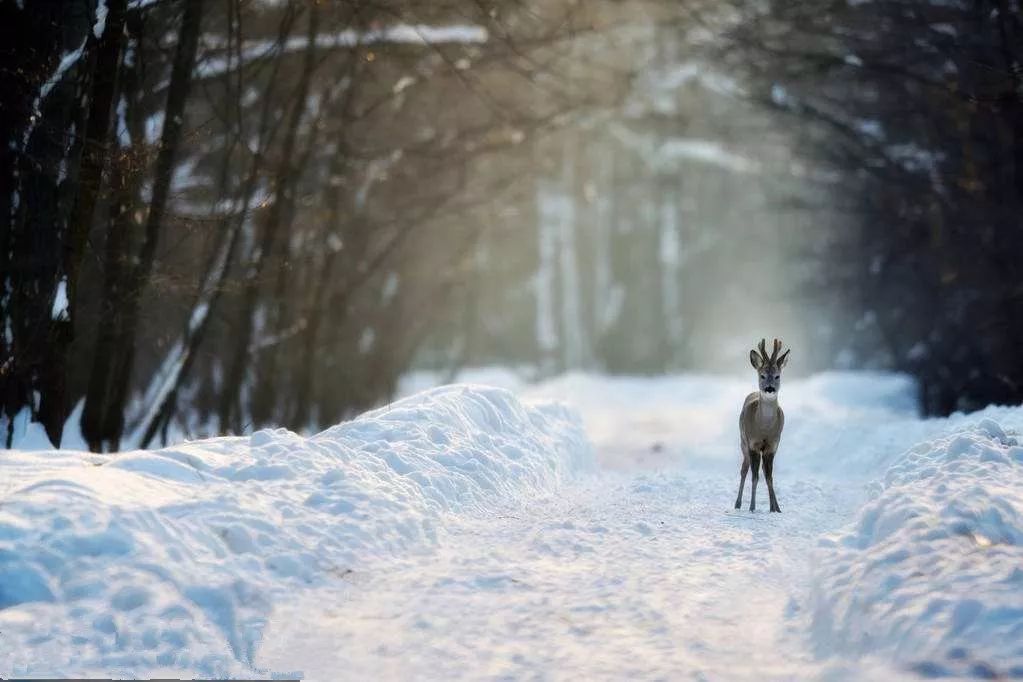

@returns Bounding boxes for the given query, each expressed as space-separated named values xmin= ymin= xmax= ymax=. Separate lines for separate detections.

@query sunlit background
xmin=3 ymin=0 xmax=1021 ymax=451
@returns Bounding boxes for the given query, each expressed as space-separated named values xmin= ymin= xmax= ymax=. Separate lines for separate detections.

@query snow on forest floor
xmin=3 ymin=371 xmax=1023 ymax=680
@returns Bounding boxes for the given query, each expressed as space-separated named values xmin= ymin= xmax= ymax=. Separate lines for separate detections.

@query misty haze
xmin=1 ymin=0 xmax=1022 ymax=680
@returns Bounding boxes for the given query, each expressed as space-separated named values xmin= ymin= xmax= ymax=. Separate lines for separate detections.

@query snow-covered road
xmin=256 ymin=373 xmax=931 ymax=681
xmin=258 ymin=472 xmax=876 ymax=680
xmin=4 ymin=372 xmax=1023 ymax=680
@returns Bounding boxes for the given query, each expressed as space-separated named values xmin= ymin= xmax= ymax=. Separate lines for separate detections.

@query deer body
xmin=735 ymin=339 xmax=790 ymax=513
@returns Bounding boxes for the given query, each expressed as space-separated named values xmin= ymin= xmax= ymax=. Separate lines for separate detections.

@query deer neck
xmin=757 ymin=391 xmax=780 ymax=423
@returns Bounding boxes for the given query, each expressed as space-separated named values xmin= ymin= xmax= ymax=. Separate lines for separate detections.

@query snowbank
xmin=809 ymin=415 xmax=1023 ymax=678
xmin=0 ymin=384 xmax=592 ymax=678
xmin=6 ymin=369 xmax=1023 ymax=679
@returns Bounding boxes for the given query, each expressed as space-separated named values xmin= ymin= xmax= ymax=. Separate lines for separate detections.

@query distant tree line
xmin=1 ymin=0 xmax=618 ymax=450
xmin=709 ymin=0 xmax=1023 ymax=414
xmin=5 ymin=0 xmax=1018 ymax=451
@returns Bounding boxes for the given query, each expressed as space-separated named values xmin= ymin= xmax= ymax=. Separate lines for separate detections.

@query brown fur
xmin=735 ymin=338 xmax=789 ymax=512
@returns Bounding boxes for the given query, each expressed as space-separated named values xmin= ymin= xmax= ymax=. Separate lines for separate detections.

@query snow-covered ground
xmin=2 ymin=371 xmax=1022 ymax=680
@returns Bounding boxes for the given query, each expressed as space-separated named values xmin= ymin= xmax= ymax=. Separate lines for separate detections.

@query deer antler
xmin=770 ymin=338 xmax=782 ymax=363
xmin=758 ymin=338 xmax=768 ymax=364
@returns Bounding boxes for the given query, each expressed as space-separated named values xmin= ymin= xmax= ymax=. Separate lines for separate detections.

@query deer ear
xmin=750 ymin=350 xmax=762 ymax=369
xmin=777 ymin=349 xmax=791 ymax=368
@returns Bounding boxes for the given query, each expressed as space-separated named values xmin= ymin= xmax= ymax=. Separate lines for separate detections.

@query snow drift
xmin=809 ymin=413 xmax=1023 ymax=678
xmin=5 ymin=370 xmax=1023 ymax=680
xmin=0 ymin=384 xmax=592 ymax=678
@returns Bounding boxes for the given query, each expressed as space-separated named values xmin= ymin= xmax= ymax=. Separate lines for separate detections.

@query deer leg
xmin=764 ymin=451 xmax=780 ymax=512
xmin=749 ymin=450 xmax=762 ymax=512
xmin=734 ymin=457 xmax=750 ymax=509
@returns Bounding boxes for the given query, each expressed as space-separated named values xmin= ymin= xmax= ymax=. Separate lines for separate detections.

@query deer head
xmin=749 ymin=338 xmax=790 ymax=398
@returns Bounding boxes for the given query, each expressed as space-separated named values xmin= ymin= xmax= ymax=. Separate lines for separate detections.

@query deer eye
xmin=774 ymin=375 xmax=780 ymax=380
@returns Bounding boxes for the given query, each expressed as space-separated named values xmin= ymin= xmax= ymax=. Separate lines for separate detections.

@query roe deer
xmin=735 ymin=338 xmax=790 ymax=512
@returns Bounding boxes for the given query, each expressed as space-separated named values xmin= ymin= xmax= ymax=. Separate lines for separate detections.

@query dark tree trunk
xmin=291 ymin=153 xmax=349 ymax=430
xmin=250 ymin=111 xmax=324 ymax=427
xmin=81 ymin=0 xmax=204 ymax=451
xmin=86 ymin=153 xmax=142 ymax=451
xmin=65 ymin=0 xmax=128 ymax=312
xmin=79 ymin=5 xmax=139 ymax=452
xmin=137 ymin=144 xmax=244 ymax=447
xmin=0 ymin=2 xmax=67 ymax=444
xmin=144 ymin=3 xmax=296 ymax=444
xmin=1 ymin=0 xmax=95 ymax=447
xmin=219 ymin=3 xmax=316 ymax=433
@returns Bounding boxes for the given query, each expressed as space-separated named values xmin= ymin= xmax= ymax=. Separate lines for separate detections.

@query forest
xmin=2 ymin=0 xmax=1022 ymax=451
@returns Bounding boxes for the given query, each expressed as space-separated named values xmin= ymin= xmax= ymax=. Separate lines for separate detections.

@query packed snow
xmin=2 ymin=370 xmax=1022 ymax=679
xmin=810 ymin=416 xmax=1023 ymax=679
xmin=0 ymin=385 xmax=590 ymax=677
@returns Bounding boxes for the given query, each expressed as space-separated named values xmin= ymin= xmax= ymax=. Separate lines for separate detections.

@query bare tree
xmin=81 ymin=0 xmax=205 ymax=451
